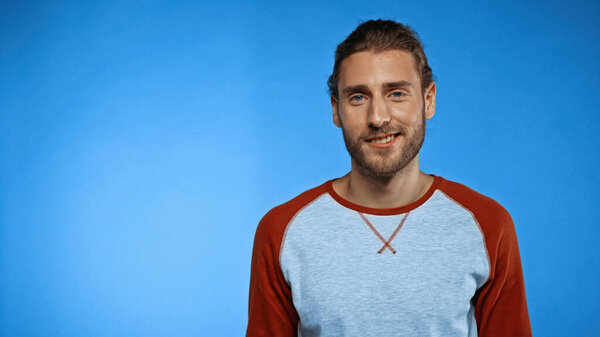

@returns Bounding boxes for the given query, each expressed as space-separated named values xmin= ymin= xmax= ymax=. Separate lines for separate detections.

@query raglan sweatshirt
xmin=246 ymin=175 xmax=532 ymax=337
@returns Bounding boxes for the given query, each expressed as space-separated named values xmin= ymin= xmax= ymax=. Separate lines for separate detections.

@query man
xmin=247 ymin=19 xmax=532 ymax=337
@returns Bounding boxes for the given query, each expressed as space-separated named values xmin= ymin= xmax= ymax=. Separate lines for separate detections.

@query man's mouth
xmin=366 ymin=133 xmax=401 ymax=144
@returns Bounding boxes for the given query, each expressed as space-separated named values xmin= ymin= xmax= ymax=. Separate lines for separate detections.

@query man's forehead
xmin=338 ymin=49 xmax=420 ymax=90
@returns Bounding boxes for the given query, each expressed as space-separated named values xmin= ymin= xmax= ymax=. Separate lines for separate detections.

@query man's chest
xmin=280 ymin=202 xmax=490 ymax=336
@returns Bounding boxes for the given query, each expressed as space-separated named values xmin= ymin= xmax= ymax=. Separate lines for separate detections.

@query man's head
xmin=328 ymin=19 xmax=433 ymax=99
xmin=329 ymin=20 xmax=436 ymax=180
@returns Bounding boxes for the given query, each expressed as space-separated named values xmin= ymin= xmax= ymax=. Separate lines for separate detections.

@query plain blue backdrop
xmin=1 ymin=0 xmax=599 ymax=336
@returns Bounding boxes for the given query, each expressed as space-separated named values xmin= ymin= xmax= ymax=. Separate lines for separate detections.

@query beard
xmin=339 ymin=105 xmax=426 ymax=180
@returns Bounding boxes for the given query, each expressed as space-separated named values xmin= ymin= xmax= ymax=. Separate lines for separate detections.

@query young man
xmin=247 ymin=20 xmax=532 ymax=337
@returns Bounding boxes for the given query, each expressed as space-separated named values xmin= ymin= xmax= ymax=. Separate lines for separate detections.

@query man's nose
xmin=367 ymin=95 xmax=391 ymax=129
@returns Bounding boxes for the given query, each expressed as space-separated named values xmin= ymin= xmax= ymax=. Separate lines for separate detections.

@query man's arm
xmin=246 ymin=210 xmax=298 ymax=337
xmin=474 ymin=211 xmax=532 ymax=336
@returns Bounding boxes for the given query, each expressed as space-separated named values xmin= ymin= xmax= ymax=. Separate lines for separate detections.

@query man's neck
xmin=332 ymin=156 xmax=434 ymax=209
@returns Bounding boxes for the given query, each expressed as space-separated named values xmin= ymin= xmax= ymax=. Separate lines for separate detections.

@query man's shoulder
xmin=436 ymin=176 xmax=513 ymax=230
xmin=254 ymin=180 xmax=331 ymax=242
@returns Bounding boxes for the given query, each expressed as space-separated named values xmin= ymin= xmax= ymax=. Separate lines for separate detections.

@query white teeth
xmin=372 ymin=134 xmax=395 ymax=144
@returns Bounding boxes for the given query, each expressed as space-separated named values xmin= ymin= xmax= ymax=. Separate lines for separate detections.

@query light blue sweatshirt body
xmin=280 ymin=189 xmax=489 ymax=336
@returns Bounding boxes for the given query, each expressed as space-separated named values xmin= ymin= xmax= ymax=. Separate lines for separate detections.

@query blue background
xmin=1 ymin=1 xmax=599 ymax=336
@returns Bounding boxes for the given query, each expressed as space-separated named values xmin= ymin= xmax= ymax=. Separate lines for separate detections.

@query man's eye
xmin=391 ymin=91 xmax=405 ymax=98
xmin=351 ymin=94 xmax=364 ymax=102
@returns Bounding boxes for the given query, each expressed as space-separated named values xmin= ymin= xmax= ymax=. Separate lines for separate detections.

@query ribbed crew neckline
xmin=325 ymin=174 xmax=442 ymax=215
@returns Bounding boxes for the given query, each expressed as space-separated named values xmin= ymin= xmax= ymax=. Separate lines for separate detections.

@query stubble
xmin=339 ymin=105 xmax=426 ymax=181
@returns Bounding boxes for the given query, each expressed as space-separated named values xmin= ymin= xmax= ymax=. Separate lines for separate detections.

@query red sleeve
xmin=246 ymin=183 xmax=328 ymax=336
xmin=439 ymin=178 xmax=532 ymax=336
xmin=474 ymin=209 xmax=532 ymax=336
xmin=246 ymin=208 xmax=298 ymax=337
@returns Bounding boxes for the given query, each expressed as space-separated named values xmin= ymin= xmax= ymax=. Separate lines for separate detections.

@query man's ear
xmin=424 ymin=82 xmax=436 ymax=120
xmin=331 ymin=95 xmax=342 ymax=127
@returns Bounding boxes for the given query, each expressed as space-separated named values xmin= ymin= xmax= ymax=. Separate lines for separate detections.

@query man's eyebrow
xmin=342 ymin=81 xmax=415 ymax=96
xmin=342 ymin=84 xmax=371 ymax=96
xmin=383 ymin=81 xmax=414 ymax=90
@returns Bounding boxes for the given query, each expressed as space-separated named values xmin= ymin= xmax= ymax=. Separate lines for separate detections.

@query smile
xmin=366 ymin=133 xmax=401 ymax=148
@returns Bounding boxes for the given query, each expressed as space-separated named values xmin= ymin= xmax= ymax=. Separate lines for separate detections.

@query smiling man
xmin=247 ymin=20 xmax=532 ymax=337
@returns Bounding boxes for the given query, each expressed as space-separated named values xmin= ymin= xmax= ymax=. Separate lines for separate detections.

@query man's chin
xmin=355 ymin=160 xmax=405 ymax=179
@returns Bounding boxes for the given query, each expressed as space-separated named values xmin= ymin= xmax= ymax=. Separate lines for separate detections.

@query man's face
xmin=331 ymin=50 xmax=436 ymax=180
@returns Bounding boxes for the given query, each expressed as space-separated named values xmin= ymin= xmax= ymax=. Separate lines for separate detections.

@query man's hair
xmin=327 ymin=19 xmax=433 ymax=99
